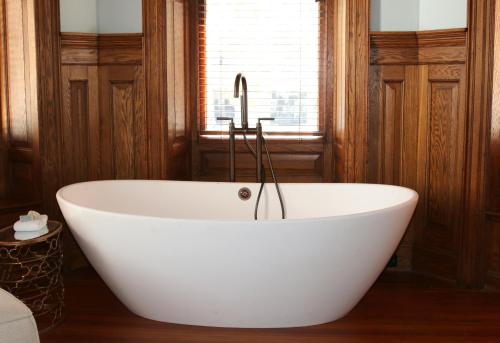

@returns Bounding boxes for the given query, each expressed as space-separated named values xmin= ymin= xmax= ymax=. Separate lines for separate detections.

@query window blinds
xmin=198 ymin=0 xmax=323 ymax=133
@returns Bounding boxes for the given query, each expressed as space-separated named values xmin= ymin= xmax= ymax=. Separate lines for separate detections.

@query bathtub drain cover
xmin=238 ymin=187 xmax=252 ymax=201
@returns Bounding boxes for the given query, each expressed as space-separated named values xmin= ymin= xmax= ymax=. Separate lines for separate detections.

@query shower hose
xmin=242 ymin=133 xmax=286 ymax=220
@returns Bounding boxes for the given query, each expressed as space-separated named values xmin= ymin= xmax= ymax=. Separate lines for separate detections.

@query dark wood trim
xmin=98 ymin=33 xmax=143 ymax=49
xmin=370 ymin=29 xmax=468 ymax=65
xmin=189 ymin=0 xmax=201 ymax=180
xmin=344 ymin=0 xmax=369 ymax=182
xmin=143 ymin=0 xmax=166 ymax=180
xmin=60 ymin=33 xmax=143 ymax=65
xmin=143 ymin=0 xmax=191 ymax=180
xmin=34 ymin=0 xmax=62 ymax=216
xmin=457 ymin=0 xmax=496 ymax=288
xmin=487 ymin=270 xmax=500 ymax=290
xmin=195 ymin=0 xmax=207 ymax=132
xmin=60 ymin=33 xmax=98 ymax=49
xmin=370 ymin=29 xmax=468 ymax=48
xmin=60 ymin=33 xmax=143 ymax=50
xmin=0 ymin=0 xmax=8 ymax=198
xmin=486 ymin=211 xmax=500 ymax=221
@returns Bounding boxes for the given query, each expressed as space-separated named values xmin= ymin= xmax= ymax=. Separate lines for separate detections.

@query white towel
xmin=13 ymin=211 xmax=48 ymax=232
xmin=14 ymin=226 xmax=48 ymax=241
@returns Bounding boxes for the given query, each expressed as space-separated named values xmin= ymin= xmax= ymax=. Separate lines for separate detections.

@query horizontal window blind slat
xmin=199 ymin=0 xmax=321 ymax=134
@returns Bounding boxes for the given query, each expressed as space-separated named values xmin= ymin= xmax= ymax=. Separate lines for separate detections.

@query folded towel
xmin=14 ymin=226 xmax=48 ymax=241
xmin=13 ymin=211 xmax=48 ymax=232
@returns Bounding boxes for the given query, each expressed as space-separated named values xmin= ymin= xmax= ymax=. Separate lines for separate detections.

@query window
xmin=198 ymin=0 xmax=325 ymax=134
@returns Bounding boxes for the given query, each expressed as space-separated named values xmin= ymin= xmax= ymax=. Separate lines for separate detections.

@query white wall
xmin=97 ymin=0 xmax=142 ymax=33
xmin=60 ymin=0 xmax=98 ymax=33
xmin=370 ymin=0 xmax=419 ymax=31
xmin=371 ymin=0 xmax=468 ymax=31
xmin=419 ymin=0 xmax=468 ymax=31
xmin=60 ymin=0 xmax=142 ymax=33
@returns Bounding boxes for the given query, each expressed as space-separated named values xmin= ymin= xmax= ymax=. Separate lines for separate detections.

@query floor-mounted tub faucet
xmin=217 ymin=73 xmax=274 ymax=183
xmin=217 ymin=73 xmax=285 ymax=220
xmin=234 ymin=73 xmax=249 ymax=130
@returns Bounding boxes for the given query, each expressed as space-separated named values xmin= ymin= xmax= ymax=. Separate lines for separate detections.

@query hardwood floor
xmin=41 ymin=269 xmax=500 ymax=343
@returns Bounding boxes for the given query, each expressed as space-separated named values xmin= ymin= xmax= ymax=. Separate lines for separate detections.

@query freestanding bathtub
xmin=56 ymin=180 xmax=418 ymax=328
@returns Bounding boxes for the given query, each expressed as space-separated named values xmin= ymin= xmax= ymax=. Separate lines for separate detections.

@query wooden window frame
xmin=193 ymin=0 xmax=330 ymax=138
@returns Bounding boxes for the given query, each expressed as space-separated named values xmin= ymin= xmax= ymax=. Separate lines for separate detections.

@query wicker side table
xmin=0 ymin=220 xmax=65 ymax=333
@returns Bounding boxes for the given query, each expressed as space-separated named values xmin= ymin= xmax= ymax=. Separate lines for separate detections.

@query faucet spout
xmin=234 ymin=73 xmax=248 ymax=129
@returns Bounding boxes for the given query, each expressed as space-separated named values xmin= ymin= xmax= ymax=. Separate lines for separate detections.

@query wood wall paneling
xmin=54 ymin=1 xmax=191 ymax=268
xmin=486 ymin=217 xmax=500 ymax=289
xmin=3 ymin=0 xmax=40 ymax=201
xmin=343 ymin=0 xmax=369 ymax=183
xmin=60 ymin=65 xmax=99 ymax=185
xmin=197 ymin=139 xmax=325 ymax=182
xmin=486 ymin=0 xmax=500 ymax=290
xmin=99 ymin=65 xmax=147 ymax=179
xmin=369 ymin=30 xmax=468 ymax=275
xmin=413 ymin=64 xmax=467 ymax=279
xmin=143 ymin=0 xmax=167 ymax=180
xmin=458 ymin=0 xmax=495 ymax=288
xmin=370 ymin=30 xmax=467 ymax=66
xmin=59 ymin=30 xmax=147 ymax=270
xmin=166 ymin=0 xmax=190 ymax=179
xmin=143 ymin=0 xmax=190 ymax=180
xmin=60 ymin=33 xmax=147 ymax=183
xmin=0 ymin=0 xmax=7 ymax=198
xmin=332 ymin=0 xmax=346 ymax=183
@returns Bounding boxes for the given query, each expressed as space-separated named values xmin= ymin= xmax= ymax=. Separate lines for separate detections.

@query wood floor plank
xmin=41 ymin=269 xmax=500 ymax=343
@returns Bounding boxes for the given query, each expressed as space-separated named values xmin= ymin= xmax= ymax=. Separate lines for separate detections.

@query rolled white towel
xmin=14 ymin=226 xmax=49 ymax=241
xmin=13 ymin=211 xmax=48 ymax=232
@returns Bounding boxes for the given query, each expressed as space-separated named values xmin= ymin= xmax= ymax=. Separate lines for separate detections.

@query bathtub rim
xmin=56 ymin=180 xmax=419 ymax=224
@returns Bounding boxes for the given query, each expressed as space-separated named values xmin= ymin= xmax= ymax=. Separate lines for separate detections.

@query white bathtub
xmin=56 ymin=180 xmax=418 ymax=328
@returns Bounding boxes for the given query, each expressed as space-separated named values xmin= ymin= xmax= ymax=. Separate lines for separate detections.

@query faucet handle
xmin=257 ymin=117 xmax=275 ymax=124
xmin=216 ymin=117 xmax=234 ymax=123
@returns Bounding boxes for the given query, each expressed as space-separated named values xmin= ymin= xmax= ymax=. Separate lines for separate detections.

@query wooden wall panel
xmin=486 ymin=0 xmax=500 ymax=290
xmin=197 ymin=139 xmax=324 ymax=182
xmin=100 ymin=66 xmax=147 ymax=179
xmin=3 ymin=0 xmax=40 ymax=201
xmin=59 ymin=35 xmax=147 ymax=269
xmin=165 ymin=0 xmax=190 ymax=179
xmin=0 ymin=0 xmax=7 ymax=198
xmin=368 ymin=65 xmax=419 ymax=270
xmin=342 ymin=0 xmax=369 ymax=183
xmin=457 ymin=0 xmax=495 ymax=288
xmin=369 ymin=30 xmax=468 ymax=275
xmin=414 ymin=65 xmax=467 ymax=278
xmin=143 ymin=0 xmax=191 ymax=181
xmin=60 ymin=65 xmax=99 ymax=184
xmin=60 ymin=34 xmax=148 ymax=184
xmin=486 ymin=218 xmax=500 ymax=289
xmin=368 ymin=65 xmax=405 ymax=185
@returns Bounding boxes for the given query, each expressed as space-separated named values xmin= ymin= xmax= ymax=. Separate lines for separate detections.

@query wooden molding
xmin=60 ymin=33 xmax=98 ymax=49
xmin=370 ymin=29 xmax=467 ymax=48
xmin=34 ymin=0 xmax=62 ymax=216
xmin=98 ymin=33 xmax=143 ymax=49
xmin=60 ymin=33 xmax=143 ymax=65
xmin=331 ymin=0 xmax=370 ymax=183
xmin=370 ymin=29 xmax=468 ymax=65
xmin=143 ymin=0 xmax=168 ymax=179
xmin=60 ymin=33 xmax=142 ymax=50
